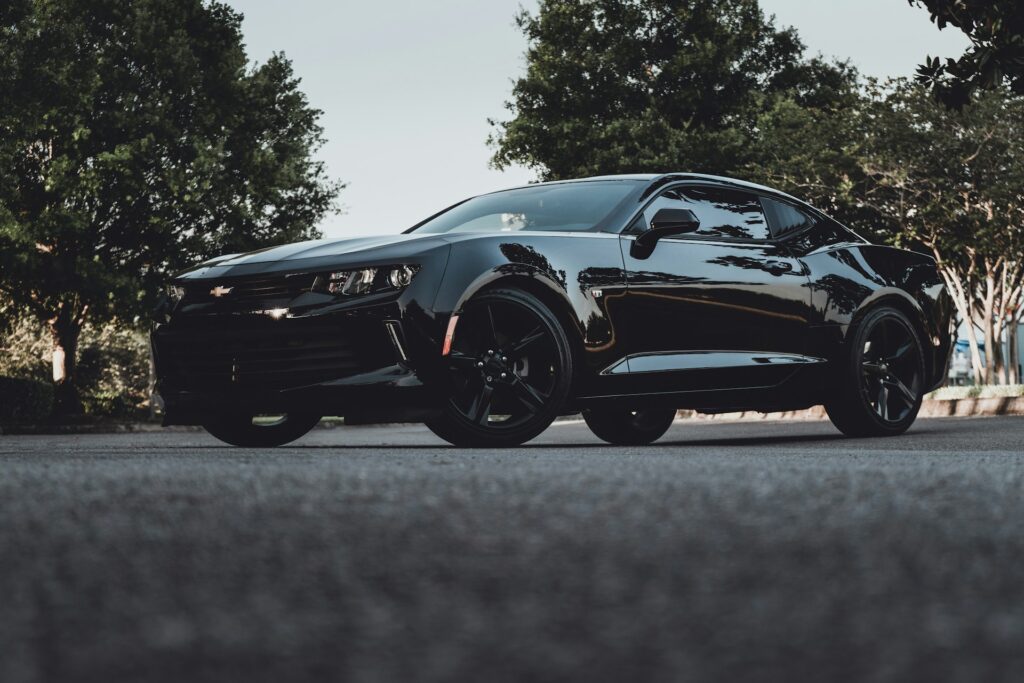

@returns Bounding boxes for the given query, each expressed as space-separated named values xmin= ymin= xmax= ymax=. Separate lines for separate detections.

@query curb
xmin=685 ymin=396 xmax=1024 ymax=423
xmin=0 ymin=422 xmax=202 ymax=435
xmin=919 ymin=396 xmax=1024 ymax=418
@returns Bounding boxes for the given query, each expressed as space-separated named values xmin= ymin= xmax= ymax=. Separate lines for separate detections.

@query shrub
xmin=80 ymin=391 xmax=131 ymax=418
xmin=75 ymin=324 xmax=150 ymax=416
xmin=1 ymin=304 xmax=151 ymax=418
xmin=0 ymin=304 xmax=50 ymax=384
xmin=0 ymin=376 xmax=55 ymax=423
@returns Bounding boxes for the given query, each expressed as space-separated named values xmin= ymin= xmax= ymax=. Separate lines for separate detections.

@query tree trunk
xmin=938 ymin=264 xmax=984 ymax=384
xmin=1009 ymin=321 xmax=1020 ymax=385
xmin=966 ymin=322 xmax=985 ymax=386
xmin=982 ymin=318 xmax=996 ymax=385
xmin=49 ymin=311 xmax=84 ymax=417
xmin=148 ymin=341 xmax=161 ymax=420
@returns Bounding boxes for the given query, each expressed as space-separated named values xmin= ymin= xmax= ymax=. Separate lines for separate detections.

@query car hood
xmin=177 ymin=233 xmax=451 ymax=280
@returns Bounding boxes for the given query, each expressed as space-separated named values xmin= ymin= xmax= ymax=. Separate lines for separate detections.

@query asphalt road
xmin=2 ymin=416 xmax=1024 ymax=683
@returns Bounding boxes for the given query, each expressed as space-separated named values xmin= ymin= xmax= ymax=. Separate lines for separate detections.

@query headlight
xmin=166 ymin=284 xmax=185 ymax=303
xmin=387 ymin=264 xmax=417 ymax=289
xmin=317 ymin=265 xmax=419 ymax=296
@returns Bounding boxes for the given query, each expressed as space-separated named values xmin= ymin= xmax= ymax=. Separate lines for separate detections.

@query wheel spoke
xmin=876 ymin=383 xmax=889 ymax=420
xmin=466 ymin=383 xmax=494 ymax=424
xmin=448 ymin=352 xmax=479 ymax=370
xmin=510 ymin=377 xmax=548 ymax=414
xmin=862 ymin=361 xmax=887 ymax=377
xmin=484 ymin=303 xmax=499 ymax=344
xmin=508 ymin=325 xmax=546 ymax=357
xmin=878 ymin=320 xmax=891 ymax=357
xmin=888 ymin=339 xmax=913 ymax=363
xmin=886 ymin=377 xmax=917 ymax=405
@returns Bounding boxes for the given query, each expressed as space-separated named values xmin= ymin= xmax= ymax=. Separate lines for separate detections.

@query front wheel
xmin=202 ymin=412 xmax=322 ymax=447
xmin=426 ymin=288 xmax=574 ymax=447
xmin=825 ymin=307 xmax=925 ymax=437
xmin=583 ymin=406 xmax=677 ymax=445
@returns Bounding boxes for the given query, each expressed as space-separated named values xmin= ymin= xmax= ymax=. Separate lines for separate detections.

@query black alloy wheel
xmin=202 ymin=411 xmax=322 ymax=447
xmin=426 ymin=288 xmax=574 ymax=447
xmin=825 ymin=307 xmax=925 ymax=437
xmin=582 ymin=406 xmax=678 ymax=445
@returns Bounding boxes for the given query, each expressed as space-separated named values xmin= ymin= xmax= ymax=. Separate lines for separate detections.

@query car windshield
xmin=410 ymin=180 xmax=641 ymax=234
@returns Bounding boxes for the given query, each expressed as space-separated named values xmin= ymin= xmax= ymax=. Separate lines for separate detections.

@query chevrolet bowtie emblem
xmin=210 ymin=285 xmax=233 ymax=298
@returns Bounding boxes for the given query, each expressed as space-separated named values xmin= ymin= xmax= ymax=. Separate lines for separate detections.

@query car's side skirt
xmin=575 ymin=352 xmax=829 ymax=412
xmin=601 ymin=350 xmax=825 ymax=375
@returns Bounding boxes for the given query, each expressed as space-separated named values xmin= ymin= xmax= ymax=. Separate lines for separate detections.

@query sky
xmin=226 ymin=0 xmax=971 ymax=238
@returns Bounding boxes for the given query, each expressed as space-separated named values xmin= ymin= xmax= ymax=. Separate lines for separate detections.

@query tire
xmin=825 ymin=306 xmax=925 ymax=437
xmin=202 ymin=411 xmax=322 ymax=447
xmin=582 ymin=406 xmax=677 ymax=445
xmin=426 ymin=288 xmax=574 ymax=447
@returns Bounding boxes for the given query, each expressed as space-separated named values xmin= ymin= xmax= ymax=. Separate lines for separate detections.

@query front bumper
xmin=153 ymin=298 xmax=450 ymax=426
xmin=157 ymin=364 xmax=442 ymax=426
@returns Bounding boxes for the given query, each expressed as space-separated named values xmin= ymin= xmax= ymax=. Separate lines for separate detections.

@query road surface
xmin=2 ymin=417 xmax=1023 ymax=682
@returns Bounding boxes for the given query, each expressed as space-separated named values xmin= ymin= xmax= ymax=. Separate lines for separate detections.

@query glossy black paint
xmin=152 ymin=173 xmax=954 ymax=425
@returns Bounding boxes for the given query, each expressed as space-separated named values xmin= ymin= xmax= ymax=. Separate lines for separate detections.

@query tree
xmin=857 ymin=81 xmax=1024 ymax=384
xmin=0 ymin=0 xmax=341 ymax=414
xmin=910 ymin=1 xmax=1024 ymax=107
xmin=489 ymin=0 xmax=857 ymax=181
xmin=741 ymin=70 xmax=869 ymax=230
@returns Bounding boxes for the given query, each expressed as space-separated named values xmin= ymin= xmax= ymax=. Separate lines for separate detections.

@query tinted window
xmin=760 ymin=197 xmax=813 ymax=237
xmin=411 ymin=181 xmax=640 ymax=234
xmin=638 ymin=185 xmax=770 ymax=241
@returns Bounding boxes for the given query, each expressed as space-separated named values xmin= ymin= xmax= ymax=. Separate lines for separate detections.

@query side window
xmin=760 ymin=196 xmax=814 ymax=237
xmin=637 ymin=185 xmax=771 ymax=241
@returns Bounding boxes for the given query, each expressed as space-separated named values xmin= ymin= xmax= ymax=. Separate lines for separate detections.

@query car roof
xmin=491 ymin=173 xmax=804 ymax=204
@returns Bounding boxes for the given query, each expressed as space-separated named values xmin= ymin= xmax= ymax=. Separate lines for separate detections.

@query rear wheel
xmin=202 ymin=412 xmax=322 ymax=447
xmin=426 ymin=288 xmax=573 ymax=447
xmin=825 ymin=307 xmax=925 ymax=437
xmin=583 ymin=406 xmax=677 ymax=445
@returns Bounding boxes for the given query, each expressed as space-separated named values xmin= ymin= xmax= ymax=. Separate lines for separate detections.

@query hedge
xmin=0 ymin=376 xmax=55 ymax=423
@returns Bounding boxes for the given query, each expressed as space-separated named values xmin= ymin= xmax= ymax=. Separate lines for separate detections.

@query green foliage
xmin=857 ymin=80 xmax=1024 ymax=256
xmin=75 ymin=321 xmax=151 ymax=415
xmin=0 ymin=376 xmax=54 ymax=423
xmin=490 ymin=0 xmax=858 ymax=182
xmin=0 ymin=302 xmax=50 ymax=383
xmin=855 ymin=80 xmax=1024 ymax=384
xmin=1 ymin=308 xmax=152 ymax=417
xmin=0 ymin=0 xmax=342 ymax=411
xmin=910 ymin=1 xmax=1024 ymax=107
xmin=742 ymin=79 xmax=869 ymax=231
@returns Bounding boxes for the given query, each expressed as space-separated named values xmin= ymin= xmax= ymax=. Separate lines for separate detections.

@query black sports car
xmin=153 ymin=174 xmax=954 ymax=447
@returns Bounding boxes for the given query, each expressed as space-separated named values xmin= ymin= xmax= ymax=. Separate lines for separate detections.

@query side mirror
xmin=630 ymin=208 xmax=700 ymax=258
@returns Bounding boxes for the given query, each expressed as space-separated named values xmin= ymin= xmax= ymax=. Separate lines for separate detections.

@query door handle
xmin=765 ymin=261 xmax=793 ymax=275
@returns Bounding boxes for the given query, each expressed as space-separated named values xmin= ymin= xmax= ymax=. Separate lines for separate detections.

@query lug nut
xmin=477 ymin=361 xmax=484 ymax=367
xmin=500 ymin=372 xmax=507 ymax=378
xmin=501 ymin=356 xmax=508 ymax=362
xmin=486 ymin=376 xmax=493 ymax=382
xmin=488 ymin=349 xmax=494 ymax=355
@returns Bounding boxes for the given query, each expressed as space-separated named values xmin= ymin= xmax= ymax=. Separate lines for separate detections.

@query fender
xmin=447 ymin=263 xmax=570 ymax=318
xmin=430 ymin=233 xmax=630 ymax=377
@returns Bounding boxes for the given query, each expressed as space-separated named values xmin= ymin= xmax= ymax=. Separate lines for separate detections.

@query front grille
xmin=183 ymin=273 xmax=318 ymax=304
xmin=156 ymin=319 xmax=393 ymax=390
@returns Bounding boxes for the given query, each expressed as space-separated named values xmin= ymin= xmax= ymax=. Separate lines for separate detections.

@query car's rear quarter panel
xmin=790 ymin=227 xmax=954 ymax=391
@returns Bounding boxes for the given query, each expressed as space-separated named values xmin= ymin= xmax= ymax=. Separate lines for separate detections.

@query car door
xmin=614 ymin=183 xmax=814 ymax=391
